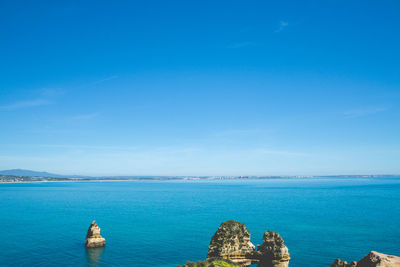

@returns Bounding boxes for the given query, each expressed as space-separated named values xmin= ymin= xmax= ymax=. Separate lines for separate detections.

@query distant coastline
xmin=1 ymin=173 xmax=399 ymax=184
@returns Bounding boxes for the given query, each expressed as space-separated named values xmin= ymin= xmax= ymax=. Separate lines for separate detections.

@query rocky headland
xmin=85 ymin=221 xmax=106 ymax=248
xmin=331 ymin=251 xmax=400 ymax=267
xmin=180 ymin=220 xmax=399 ymax=267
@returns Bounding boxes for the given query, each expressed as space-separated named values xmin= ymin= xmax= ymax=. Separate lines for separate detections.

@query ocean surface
xmin=0 ymin=177 xmax=399 ymax=267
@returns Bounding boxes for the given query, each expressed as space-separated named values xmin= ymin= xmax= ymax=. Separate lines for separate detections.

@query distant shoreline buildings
xmin=1 ymin=173 xmax=399 ymax=183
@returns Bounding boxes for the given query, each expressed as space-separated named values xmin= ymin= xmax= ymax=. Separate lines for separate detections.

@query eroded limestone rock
xmin=256 ymin=231 xmax=290 ymax=267
xmin=207 ymin=220 xmax=255 ymax=266
xmin=85 ymin=221 xmax=106 ymax=248
xmin=331 ymin=259 xmax=357 ymax=267
xmin=178 ymin=259 xmax=240 ymax=267
xmin=331 ymin=251 xmax=400 ymax=267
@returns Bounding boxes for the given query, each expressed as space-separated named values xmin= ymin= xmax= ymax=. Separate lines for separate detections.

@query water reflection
xmin=85 ymin=247 xmax=105 ymax=267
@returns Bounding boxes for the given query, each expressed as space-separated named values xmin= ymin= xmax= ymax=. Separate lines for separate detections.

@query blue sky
xmin=0 ymin=0 xmax=399 ymax=176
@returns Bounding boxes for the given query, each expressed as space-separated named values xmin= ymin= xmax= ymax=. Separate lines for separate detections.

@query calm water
xmin=0 ymin=177 xmax=399 ymax=267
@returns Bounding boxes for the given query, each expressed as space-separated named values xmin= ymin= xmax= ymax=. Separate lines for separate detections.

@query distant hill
xmin=0 ymin=169 xmax=66 ymax=178
xmin=0 ymin=169 xmax=182 ymax=180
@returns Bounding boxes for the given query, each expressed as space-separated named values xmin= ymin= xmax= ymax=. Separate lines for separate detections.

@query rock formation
xmin=256 ymin=231 xmax=290 ymax=267
xmin=207 ymin=220 xmax=256 ymax=266
xmin=178 ymin=259 xmax=240 ymax=267
xmin=85 ymin=221 xmax=106 ymax=248
xmin=331 ymin=259 xmax=357 ymax=267
xmin=331 ymin=251 xmax=400 ymax=267
xmin=181 ymin=220 xmax=400 ymax=267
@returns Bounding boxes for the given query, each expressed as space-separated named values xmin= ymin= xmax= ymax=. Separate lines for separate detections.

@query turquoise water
xmin=0 ymin=177 xmax=399 ymax=267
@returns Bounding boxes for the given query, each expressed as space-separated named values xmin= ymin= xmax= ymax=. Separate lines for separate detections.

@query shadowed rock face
xmin=85 ymin=221 xmax=106 ymax=248
xmin=256 ymin=231 xmax=290 ymax=267
xmin=207 ymin=220 xmax=255 ymax=266
xmin=331 ymin=251 xmax=400 ymax=267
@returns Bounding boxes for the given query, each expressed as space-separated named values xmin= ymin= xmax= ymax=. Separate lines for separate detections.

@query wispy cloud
xmin=275 ymin=21 xmax=288 ymax=32
xmin=344 ymin=107 xmax=388 ymax=118
xmin=0 ymin=88 xmax=64 ymax=110
xmin=70 ymin=75 xmax=119 ymax=90
xmin=1 ymin=76 xmax=116 ymax=111
xmin=91 ymin=75 xmax=118 ymax=86
xmin=0 ymin=99 xmax=51 ymax=110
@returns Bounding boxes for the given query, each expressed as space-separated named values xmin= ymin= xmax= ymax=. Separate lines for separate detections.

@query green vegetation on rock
xmin=179 ymin=259 xmax=240 ymax=267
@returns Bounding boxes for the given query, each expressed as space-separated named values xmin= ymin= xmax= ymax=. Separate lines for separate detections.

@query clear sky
xmin=0 ymin=1 xmax=399 ymax=176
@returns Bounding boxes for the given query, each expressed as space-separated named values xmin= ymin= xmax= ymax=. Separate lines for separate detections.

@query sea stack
xmin=85 ymin=221 xmax=106 ymax=248
xmin=207 ymin=220 xmax=256 ymax=266
xmin=331 ymin=251 xmax=400 ymax=267
xmin=256 ymin=231 xmax=290 ymax=267
xmin=182 ymin=221 xmax=292 ymax=267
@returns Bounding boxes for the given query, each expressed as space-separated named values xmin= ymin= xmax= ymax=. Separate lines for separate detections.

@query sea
xmin=0 ymin=177 xmax=399 ymax=267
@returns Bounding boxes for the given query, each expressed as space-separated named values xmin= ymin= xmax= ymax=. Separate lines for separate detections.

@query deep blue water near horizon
xmin=0 ymin=177 xmax=399 ymax=267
